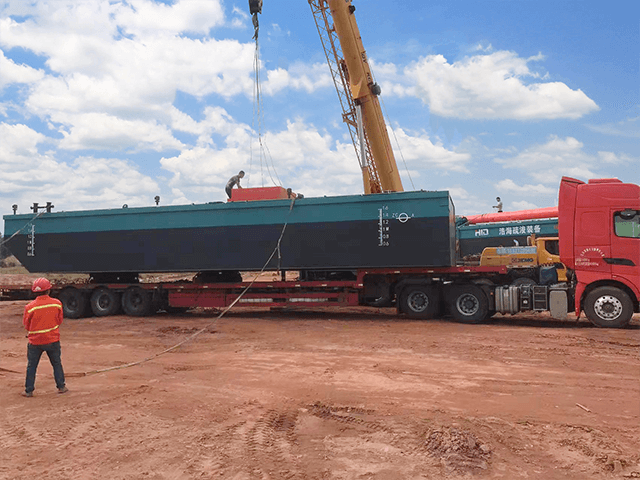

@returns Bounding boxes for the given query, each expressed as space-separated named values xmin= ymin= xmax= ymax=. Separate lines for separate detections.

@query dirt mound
xmin=424 ymin=426 xmax=492 ymax=472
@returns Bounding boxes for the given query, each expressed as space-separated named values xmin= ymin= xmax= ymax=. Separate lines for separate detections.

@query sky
xmin=0 ymin=0 xmax=638 ymax=234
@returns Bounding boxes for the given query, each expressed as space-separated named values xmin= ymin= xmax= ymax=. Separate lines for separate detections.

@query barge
xmin=3 ymin=189 xmax=455 ymax=276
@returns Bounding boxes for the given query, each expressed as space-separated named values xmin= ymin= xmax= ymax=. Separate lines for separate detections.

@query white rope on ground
xmin=2 ymin=198 xmax=298 ymax=378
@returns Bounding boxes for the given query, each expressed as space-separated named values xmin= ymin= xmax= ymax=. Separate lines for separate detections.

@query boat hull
xmin=3 ymin=191 xmax=456 ymax=273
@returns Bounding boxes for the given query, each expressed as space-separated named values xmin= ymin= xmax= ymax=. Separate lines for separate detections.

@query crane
xmin=309 ymin=0 xmax=403 ymax=194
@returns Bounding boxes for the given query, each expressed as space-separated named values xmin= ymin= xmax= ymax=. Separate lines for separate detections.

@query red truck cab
xmin=559 ymin=177 xmax=640 ymax=327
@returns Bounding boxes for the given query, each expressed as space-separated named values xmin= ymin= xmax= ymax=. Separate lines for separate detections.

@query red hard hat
xmin=32 ymin=277 xmax=52 ymax=292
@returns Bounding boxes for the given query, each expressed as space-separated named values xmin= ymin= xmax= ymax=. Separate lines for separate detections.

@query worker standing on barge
xmin=22 ymin=277 xmax=68 ymax=397
xmin=226 ymin=170 xmax=245 ymax=199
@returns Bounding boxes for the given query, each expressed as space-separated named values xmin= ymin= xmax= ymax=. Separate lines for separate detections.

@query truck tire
xmin=90 ymin=287 xmax=121 ymax=317
xmin=584 ymin=286 xmax=634 ymax=328
xmin=58 ymin=287 xmax=88 ymax=319
xmin=448 ymin=285 xmax=489 ymax=324
xmin=122 ymin=286 xmax=152 ymax=317
xmin=399 ymin=285 xmax=438 ymax=319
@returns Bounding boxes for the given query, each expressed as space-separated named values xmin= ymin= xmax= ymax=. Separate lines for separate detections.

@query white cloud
xmin=511 ymin=200 xmax=540 ymax=210
xmin=57 ymin=113 xmax=184 ymax=152
xmin=402 ymin=51 xmax=599 ymax=120
xmin=0 ymin=123 xmax=45 ymax=159
xmin=495 ymin=178 xmax=556 ymax=196
xmin=262 ymin=63 xmax=332 ymax=95
xmin=472 ymin=43 xmax=493 ymax=53
xmin=444 ymin=186 xmax=471 ymax=199
xmin=113 ymin=0 xmax=225 ymax=38
xmin=494 ymin=135 xmax=634 ymax=187
xmin=0 ymin=123 xmax=159 ymax=213
xmin=0 ymin=0 xmax=336 ymax=156
xmin=597 ymin=151 xmax=630 ymax=165
xmin=0 ymin=122 xmax=159 ymax=212
xmin=0 ymin=50 xmax=44 ymax=89
xmin=391 ymin=126 xmax=472 ymax=176
xmin=586 ymin=116 xmax=640 ymax=139
xmin=160 ymin=118 xmax=363 ymax=201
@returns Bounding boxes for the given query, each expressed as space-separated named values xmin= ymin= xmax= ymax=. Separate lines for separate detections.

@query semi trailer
xmin=2 ymin=176 xmax=639 ymax=328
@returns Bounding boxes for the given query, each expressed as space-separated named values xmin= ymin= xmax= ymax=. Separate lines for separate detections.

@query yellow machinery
xmin=479 ymin=236 xmax=568 ymax=282
xmin=309 ymin=0 xmax=403 ymax=194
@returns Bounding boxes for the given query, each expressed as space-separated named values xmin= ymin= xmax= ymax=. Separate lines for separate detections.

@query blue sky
xmin=1 ymin=0 xmax=638 ymax=234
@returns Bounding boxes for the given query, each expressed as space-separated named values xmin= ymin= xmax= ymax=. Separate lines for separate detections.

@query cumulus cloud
xmin=402 ymin=50 xmax=599 ymax=120
xmin=391 ymin=127 xmax=472 ymax=181
xmin=57 ymin=113 xmax=184 ymax=152
xmin=0 ymin=0 xmax=338 ymax=158
xmin=113 ymin=0 xmax=225 ymax=38
xmin=0 ymin=50 xmax=44 ymax=89
xmin=262 ymin=63 xmax=332 ymax=95
xmin=494 ymin=135 xmax=634 ymax=187
xmin=160 ymin=118 xmax=363 ymax=202
xmin=0 ymin=122 xmax=159 ymax=212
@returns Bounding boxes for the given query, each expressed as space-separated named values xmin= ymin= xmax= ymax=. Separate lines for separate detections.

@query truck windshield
xmin=544 ymin=239 xmax=559 ymax=255
xmin=614 ymin=210 xmax=640 ymax=238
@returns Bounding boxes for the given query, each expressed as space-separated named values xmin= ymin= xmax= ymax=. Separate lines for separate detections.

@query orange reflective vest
xmin=23 ymin=295 xmax=63 ymax=345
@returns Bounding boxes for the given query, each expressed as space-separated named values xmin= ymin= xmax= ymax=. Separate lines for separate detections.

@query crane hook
xmin=249 ymin=0 xmax=262 ymax=39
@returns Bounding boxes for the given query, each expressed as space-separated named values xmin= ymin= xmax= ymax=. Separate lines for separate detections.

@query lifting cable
xmin=0 ymin=197 xmax=298 ymax=378
xmin=0 ymin=211 xmax=44 ymax=250
xmin=249 ymin=1 xmax=282 ymax=189
xmin=381 ymin=97 xmax=416 ymax=191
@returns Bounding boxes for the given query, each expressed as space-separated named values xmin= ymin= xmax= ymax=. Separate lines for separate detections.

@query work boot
xmin=58 ymin=386 xmax=69 ymax=394
xmin=21 ymin=391 xmax=33 ymax=397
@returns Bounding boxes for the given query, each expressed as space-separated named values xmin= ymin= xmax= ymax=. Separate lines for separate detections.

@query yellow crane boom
xmin=309 ymin=0 xmax=403 ymax=194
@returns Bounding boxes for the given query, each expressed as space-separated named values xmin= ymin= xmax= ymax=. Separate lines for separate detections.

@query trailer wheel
xmin=584 ymin=286 xmax=633 ymax=328
xmin=58 ymin=287 xmax=88 ymax=319
xmin=122 ymin=287 xmax=152 ymax=317
xmin=90 ymin=288 xmax=121 ymax=317
xmin=448 ymin=285 xmax=489 ymax=324
xmin=399 ymin=285 xmax=438 ymax=319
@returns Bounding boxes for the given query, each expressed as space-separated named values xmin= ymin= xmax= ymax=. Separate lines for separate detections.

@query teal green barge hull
xmin=3 ymin=191 xmax=455 ymax=274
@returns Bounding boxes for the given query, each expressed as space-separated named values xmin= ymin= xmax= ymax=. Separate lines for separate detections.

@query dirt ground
xmin=1 ymin=279 xmax=640 ymax=479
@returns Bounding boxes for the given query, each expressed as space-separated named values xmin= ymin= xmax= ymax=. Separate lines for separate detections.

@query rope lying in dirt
xmin=4 ymin=198 xmax=297 ymax=378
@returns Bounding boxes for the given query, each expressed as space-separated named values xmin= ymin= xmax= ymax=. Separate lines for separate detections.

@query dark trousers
xmin=225 ymin=185 xmax=232 ymax=198
xmin=25 ymin=341 xmax=65 ymax=393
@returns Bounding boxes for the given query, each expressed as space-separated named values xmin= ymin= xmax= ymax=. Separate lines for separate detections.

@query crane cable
xmin=0 ymin=211 xmax=45 ymax=250
xmin=380 ymin=97 xmax=416 ymax=191
xmin=250 ymin=4 xmax=282 ymax=189
xmin=0 ymin=197 xmax=298 ymax=378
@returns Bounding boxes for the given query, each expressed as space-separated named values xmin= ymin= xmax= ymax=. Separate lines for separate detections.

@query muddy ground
xmin=1 ymin=276 xmax=639 ymax=479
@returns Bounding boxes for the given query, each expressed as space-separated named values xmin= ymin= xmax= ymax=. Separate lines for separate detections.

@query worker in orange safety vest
xmin=22 ymin=277 xmax=68 ymax=397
